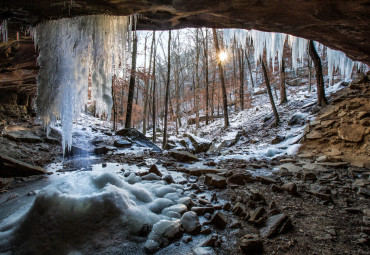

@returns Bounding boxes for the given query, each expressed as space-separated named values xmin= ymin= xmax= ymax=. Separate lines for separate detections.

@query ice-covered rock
xmin=145 ymin=220 xmax=183 ymax=253
xmin=183 ymin=134 xmax=212 ymax=153
xmin=180 ymin=211 xmax=201 ymax=235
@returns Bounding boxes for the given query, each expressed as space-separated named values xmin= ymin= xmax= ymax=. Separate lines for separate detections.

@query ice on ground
xmin=0 ymin=165 xmax=187 ymax=254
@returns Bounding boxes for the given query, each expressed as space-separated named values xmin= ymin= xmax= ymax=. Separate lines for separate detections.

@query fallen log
xmin=0 ymin=153 xmax=46 ymax=177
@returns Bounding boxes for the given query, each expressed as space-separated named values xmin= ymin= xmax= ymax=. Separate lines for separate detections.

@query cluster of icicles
xmin=34 ymin=15 xmax=135 ymax=153
xmin=223 ymin=29 xmax=360 ymax=83
xmin=29 ymin=17 xmax=363 ymax=153
xmin=0 ymin=20 xmax=8 ymax=42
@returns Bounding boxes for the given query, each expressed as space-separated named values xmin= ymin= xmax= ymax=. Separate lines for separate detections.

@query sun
xmin=219 ymin=50 xmax=228 ymax=62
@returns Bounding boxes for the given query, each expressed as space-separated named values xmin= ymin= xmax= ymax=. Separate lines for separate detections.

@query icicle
xmin=0 ymin=20 xmax=8 ymax=42
xmin=327 ymin=47 xmax=356 ymax=84
xmin=288 ymin=35 xmax=308 ymax=72
xmin=35 ymin=15 xmax=131 ymax=154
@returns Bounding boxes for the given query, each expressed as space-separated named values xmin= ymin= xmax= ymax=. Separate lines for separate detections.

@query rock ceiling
xmin=1 ymin=0 xmax=370 ymax=64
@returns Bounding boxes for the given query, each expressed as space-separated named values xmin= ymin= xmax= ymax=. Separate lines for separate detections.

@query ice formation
xmin=0 ymin=20 xmax=8 ymax=42
xmin=35 ymin=15 xmax=132 ymax=152
xmin=0 ymin=170 xmax=189 ymax=253
xmin=327 ymin=47 xmax=356 ymax=84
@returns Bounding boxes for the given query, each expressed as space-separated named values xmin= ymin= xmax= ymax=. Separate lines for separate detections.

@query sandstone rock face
xmin=1 ymin=1 xmax=370 ymax=64
xmin=338 ymin=125 xmax=365 ymax=142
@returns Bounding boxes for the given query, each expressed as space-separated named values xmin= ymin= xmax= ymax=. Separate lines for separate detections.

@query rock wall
xmin=300 ymin=76 xmax=370 ymax=168
xmin=0 ymin=39 xmax=38 ymax=120
xmin=1 ymin=0 xmax=370 ymax=64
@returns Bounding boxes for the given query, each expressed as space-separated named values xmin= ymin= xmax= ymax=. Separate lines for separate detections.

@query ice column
xmin=35 ymin=15 xmax=131 ymax=152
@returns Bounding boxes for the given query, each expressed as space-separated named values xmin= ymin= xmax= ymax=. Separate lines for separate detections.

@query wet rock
xmin=116 ymin=128 xmax=162 ymax=152
xmin=182 ymin=235 xmax=193 ymax=243
xmin=191 ymin=207 xmax=215 ymax=216
xmin=256 ymin=176 xmax=278 ymax=185
xmin=163 ymin=174 xmax=175 ymax=184
xmin=113 ymin=139 xmax=132 ymax=147
xmin=180 ymin=211 xmax=201 ymax=235
xmin=282 ymin=182 xmax=298 ymax=195
xmin=149 ymin=164 xmax=162 ymax=177
xmin=279 ymin=163 xmax=302 ymax=176
xmin=93 ymin=146 xmax=116 ymax=155
xmin=170 ymin=150 xmax=198 ymax=162
xmin=223 ymin=202 xmax=231 ymax=211
xmin=301 ymin=170 xmax=317 ymax=181
xmin=239 ymin=234 xmax=263 ymax=254
xmin=204 ymin=174 xmax=227 ymax=188
xmin=145 ymin=220 xmax=183 ymax=253
xmin=210 ymin=211 xmax=228 ymax=229
xmin=198 ymin=234 xmax=220 ymax=247
xmin=338 ymin=124 xmax=365 ymax=142
xmin=260 ymin=214 xmax=293 ymax=238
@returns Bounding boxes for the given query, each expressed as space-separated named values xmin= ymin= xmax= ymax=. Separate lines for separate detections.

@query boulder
xmin=184 ymin=134 xmax=212 ymax=153
xmin=113 ymin=139 xmax=132 ymax=148
xmin=219 ymin=131 xmax=242 ymax=148
xmin=204 ymin=174 xmax=227 ymax=188
xmin=227 ymin=173 xmax=255 ymax=185
xmin=260 ymin=213 xmax=293 ymax=238
xmin=180 ymin=211 xmax=201 ymax=235
xmin=239 ymin=234 xmax=263 ymax=254
xmin=210 ymin=211 xmax=228 ymax=229
xmin=149 ymin=164 xmax=162 ymax=177
xmin=191 ymin=207 xmax=215 ymax=216
xmin=170 ymin=150 xmax=198 ymax=162
xmin=0 ymin=153 xmax=46 ymax=177
xmin=281 ymin=182 xmax=298 ymax=195
xmin=288 ymin=112 xmax=307 ymax=126
xmin=116 ymin=128 xmax=162 ymax=152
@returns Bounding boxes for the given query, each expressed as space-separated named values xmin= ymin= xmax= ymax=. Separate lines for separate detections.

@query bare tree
xmin=201 ymin=28 xmax=210 ymax=125
xmin=308 ymin=40 xmax=327 ymax=106
xmin=212 ymin=28 xmax=229 ymax=127
xmin=280 ymin=59 xmax=288 ymax=104
xmin=238 ymin=46 xmax=245 ymax=110
xmin=162 ymin=30 xmax=171 ymax=149
xmin=261 ymin=58 xmax=280 ymax=126
xmin=125 ymin=31 xmax=138 ymax=128
xmin=152 ymin=32 xmax=157 ymax=142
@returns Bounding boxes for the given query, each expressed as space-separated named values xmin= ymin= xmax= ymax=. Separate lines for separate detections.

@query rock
xmin=142 ymin=173 xmax=161 ymax=181
xmin=204 ymin=174 xmax=227 ymax=188
xmin=271 ymin=135 xmax=285 ymax=144
xmin=288 ymin=112 xmax=307 ymax=126
xmin=180 ymin=211 xmax=201 ymax=235
xmin=0 ymin=153 xmax=46 ymax=177
xmin=191 ymin=207 xmax=215 ymax=216
xmin=219 ymin=131 xmax=242 ymax=148
xmin=145 ymin=220 xmax=183 ymax=253
xmin=301 ymin=170 xmax=317 ymax=181
xmin=239 ymin=234 xmax=263 ymax=254
xmin=0 ymin=177 xmax=13 ymax=190
xmin=223 ymin=202 xmax=231 ymax=211
xmin=338 ymin=124 xmax=365 ymax=142
xmin=256 ymin=176 xmax=278 ymax=185
xmin=198 ymin=234 xmax=220 ymax=247
xmin=210 ymin=211 xmax=228 ymax=229
xmin=260 ymin=214 xmax=293 ymax=238
xmin=227 ymin=173 xmax=255 ymax=185
xmin=113 ymin=139 xmax=132 ymax=147
xmin=192 ymin=247 xmax=216 ymax=255
xmin=184 ymin=133 xmax=212 ymax=153
xmin=271 ymin=184 xmax=283 ymax=192
xmin=279 ymin=163 xmax=302 ymax=176
xmin=163 ymin=174 xmax=175 ymax=184
xmin=282 ymin=182 xmax=298 ymax=195
xmin=149 ymin=164 xmax=162 ymax=177
xmin=170 ymin=150 xmax=198 ymax=162
xmin=351 ymin=72 xmax=366 ymax=84
xmin=232 ymin=202 xmax=247 ymax=217
xmin=93 ymin=146 xmax=116 ymax=155
xmin=249 ymin=207 xmax=266 ymax=225
xmin=306 ymin=131 xmax=322 ymax=139
xmin=321 ymin=120 xmax=335 ymax=128
xmin=4 ymin=130 xmax=43 ymax=143
xmin=65 ymin=146 xmax=89 ymax=157
xmin=116 ymin=128 xmax=162 ymax=152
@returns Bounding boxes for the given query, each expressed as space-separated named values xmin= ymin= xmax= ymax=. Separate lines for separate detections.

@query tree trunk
xmin=261 ymin=59 xmax=280 ymax=125
xmin=162 ymin=30 xmax=171 ymax=149
xmin=279 ymin=58 xmax=288 ymax=104
xmin=308 ymin=57 xmax=312 ymax=92
xmin=125 ymin=32 xmax=138 ymax=128
xmin=195 ymin=28 xmax=200 ymax=129
xmin=152 ymin=33 xmax=157 ymax=143
xmin=143 ymin=32 xmax=154 ymax=134
xmin=212 ymin=28 xmax=229 ymax=127
xmin=308 ymin=40 xmax=327 ymax=106
xmin=238 ymin=47 xmax=244 ymax=110
xmin=202 ymin=28 xmax=210 ymax=125
xmin=245 ymin=48 xmax=255 ymax=88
